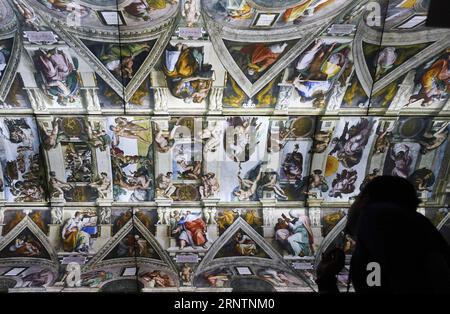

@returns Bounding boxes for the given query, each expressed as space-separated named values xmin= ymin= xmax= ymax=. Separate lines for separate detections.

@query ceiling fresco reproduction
xmin=0 ymin=0 xmax=448 ymax=293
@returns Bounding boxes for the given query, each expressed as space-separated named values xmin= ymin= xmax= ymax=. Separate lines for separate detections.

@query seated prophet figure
xmin=163 ymin=43 xmax=214 ymax=103
xmin=232 ymin=42 xmax=288 ymax=79
xmin=172 ymin=211 xmax=207 ymax=249
xmin=33 ymin=48 xmax=79 ymax=104
xmin=276 ymin=211 xmax=314 ymax=256
xmin=61 ymin=212 xmax=92 ymax=253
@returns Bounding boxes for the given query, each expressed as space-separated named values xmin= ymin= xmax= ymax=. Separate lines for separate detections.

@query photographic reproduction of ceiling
xmin=0 ymin=0 xmax=448 ymax=293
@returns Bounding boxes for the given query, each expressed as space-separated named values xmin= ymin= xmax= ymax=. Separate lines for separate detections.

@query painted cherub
xmin=180 ymin=264 xmax=193 ymax=284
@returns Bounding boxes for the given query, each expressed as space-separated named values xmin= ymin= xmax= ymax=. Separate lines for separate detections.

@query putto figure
xmin=180 ymin=264 xmax=193 ymax=284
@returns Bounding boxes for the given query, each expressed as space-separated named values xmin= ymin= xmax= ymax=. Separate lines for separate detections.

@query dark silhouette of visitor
xmin=316 ymin=247 xmax=345 ymax=293
xmin=316 ymin=176 xmax=450 ymax=293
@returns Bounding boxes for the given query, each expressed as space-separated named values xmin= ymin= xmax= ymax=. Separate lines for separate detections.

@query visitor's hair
xmin=360 ymin=176 xmax=419 ymax=208
xmin=345 ymin=176 xmax=420 ymax=237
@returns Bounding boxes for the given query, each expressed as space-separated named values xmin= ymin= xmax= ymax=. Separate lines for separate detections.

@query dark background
xmin=426 ymin=0 xmax=450 ymax=28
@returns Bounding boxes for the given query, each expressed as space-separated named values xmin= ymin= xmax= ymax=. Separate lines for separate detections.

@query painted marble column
xmin=0 ymin=163 xmax=5 ymax=204
xmin=152 ymin=117 xmax=172 ymax=191
xmin=367 ymin=119 xmax=395 ymax=178
xmin=208 ymin=87 xmax=224 ymax=115
xmin=152 ymin=116 xmax=176 ymax=205
xmin=258 ymin=119 xmax=282 ymax=201
xmin=99 ymin=206 xmax=112 ymax=237
xmin=309 ymin=207 xmax=322 ymax=254
xmin=202 ymin=199 xmax=219 ymax=243
xmin=26 ymin=89 xmax=47 ymax=113
xmin=80 ymin=72 xmax=101 ymax=113
xmin=326 ymin=79 xmax=351 ymax=113
xmin=153 ymin=87 xmax=169 ymax=115
xmin=155 ymin=204 xmax=170 ymax=249
xmin=261 ymin=199 xmax=276 ymax=238
xmin=0 ymin=208 xmax=5 ymax=239
xmin=83 ymin=88 xmax=101 ymax=114
xmin=49 ymin=206 xmax=63 ymax=250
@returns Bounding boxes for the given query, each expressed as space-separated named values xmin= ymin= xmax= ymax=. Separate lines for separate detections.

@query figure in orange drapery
xmin=4 ymin=212 xmax=25 ymax=234
xmin=135 ymin=209 xmax=152 ymax=230
xmin=242 ymin=44 xmax=278 ymax=73
xmin=162 ymin=43 xmax=214 ymax=103
xmin=409 ymin=53 xmax=450 ymax=106
xmin=163 ymin=44 xmax=198 ymax=79
xmin=185 ymin=216 xmax=207 ymax=246
xmin=114 ymin=210 xmax=133 ymax=233
xmin=239 ymin=42 xmax=288 ymax=76
xmin=172 ymin=211 xmax=207 ymax=249
xmin=31 ymin=211 xmax=47 ymax=234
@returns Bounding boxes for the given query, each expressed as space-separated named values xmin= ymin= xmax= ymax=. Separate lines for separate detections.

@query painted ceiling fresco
xmin=0 ymin=0 xmax=448 ymax=293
